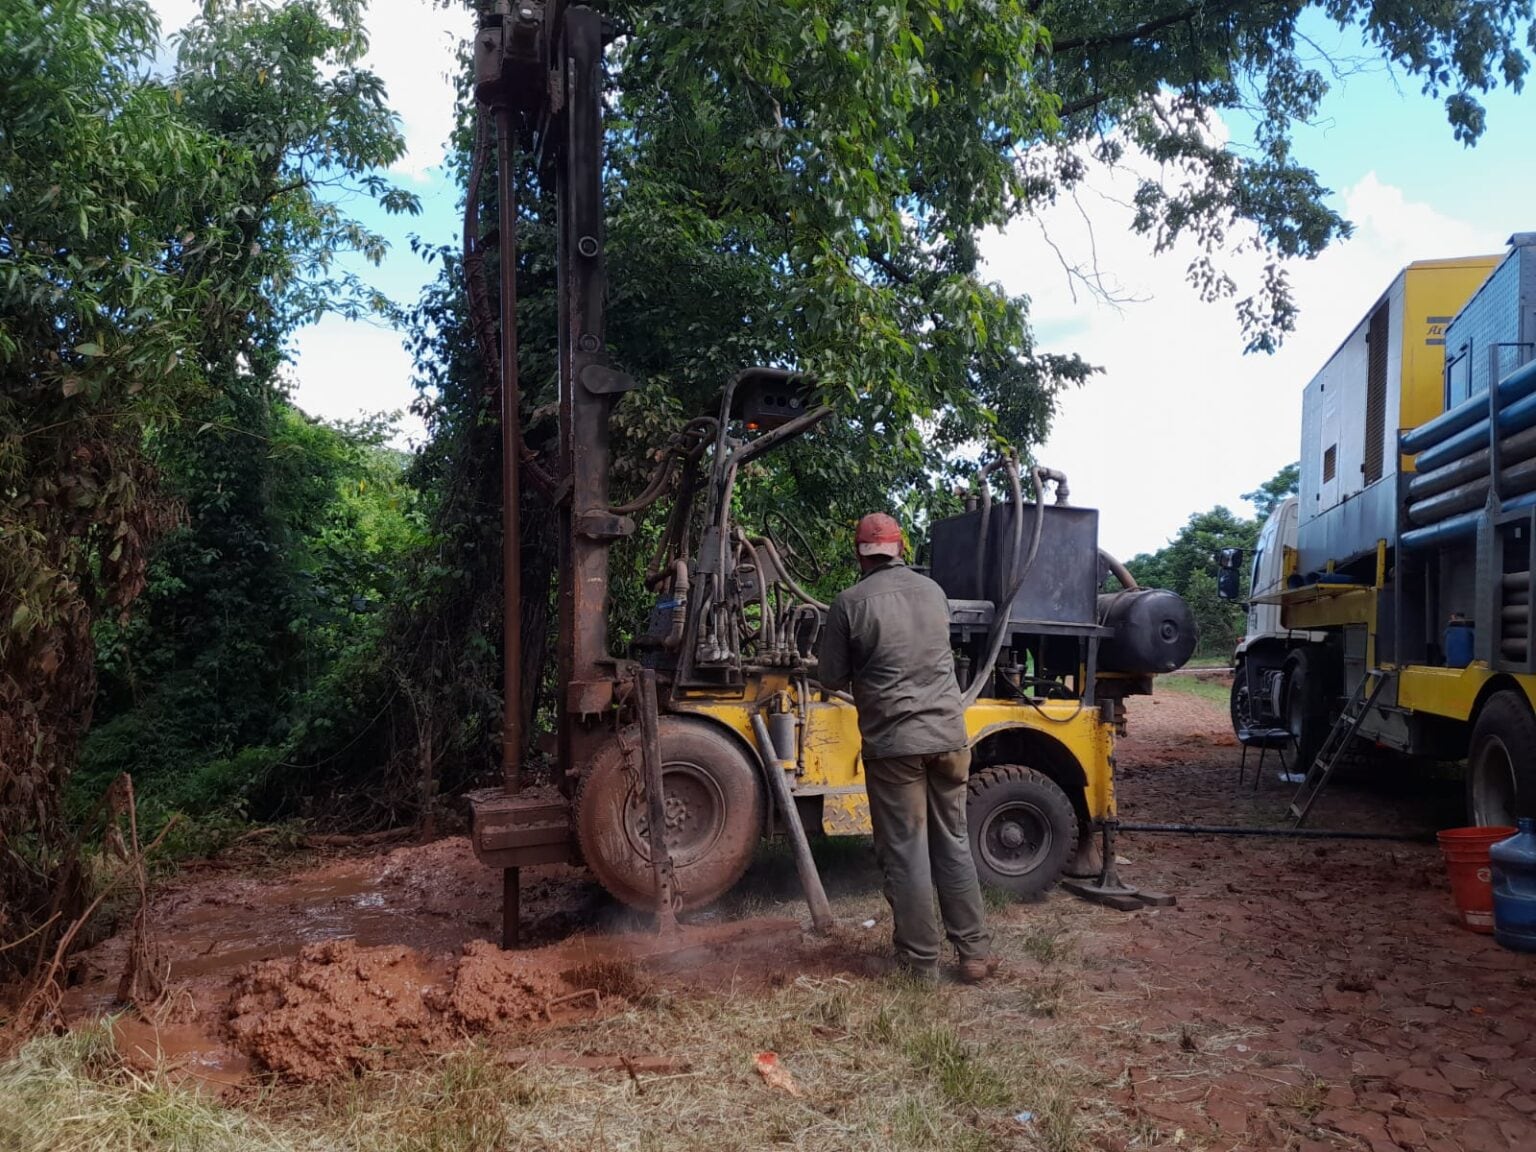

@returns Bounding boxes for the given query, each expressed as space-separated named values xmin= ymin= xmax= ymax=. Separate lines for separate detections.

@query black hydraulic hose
xmin=1117 ymin=821 xmax=1434 ymax=843
xmin=972 ymin=457 xmax=1008 ymax=598
xmin=962 ymin=463 xmax=1046 ymax=708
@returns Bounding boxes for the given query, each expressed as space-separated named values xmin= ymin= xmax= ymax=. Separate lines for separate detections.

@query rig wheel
xmin=575 ymin=717 xmax=765 ymax=912
xmin=1468 ymin=690 xmax=1536 ymax=826
xmin=965 ymin=765 xmax=1076 ymax=900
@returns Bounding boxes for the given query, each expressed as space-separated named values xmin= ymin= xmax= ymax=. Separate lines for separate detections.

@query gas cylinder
xmin=1489 ymin=817 xmax=1536 ymax=953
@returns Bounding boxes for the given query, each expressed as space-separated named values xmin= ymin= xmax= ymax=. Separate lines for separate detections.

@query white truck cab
xmin=1236 ymin=496 xmax=1300 ymax=661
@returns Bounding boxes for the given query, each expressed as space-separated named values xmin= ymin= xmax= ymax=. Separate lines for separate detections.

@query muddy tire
xmin=1467 ymin=691 xmax=1536 ymax=826
xmin=575 ymin=717 xmax=765 ymax=912
xmin=965 ymin=765 xmax=1076 ymax=900
xmin=1283 ymin=648 xmax=1334 ymax=773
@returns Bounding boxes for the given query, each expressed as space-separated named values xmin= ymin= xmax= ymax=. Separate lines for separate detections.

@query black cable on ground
xmin=1116 ymin=821 xmax=1435 ymax=844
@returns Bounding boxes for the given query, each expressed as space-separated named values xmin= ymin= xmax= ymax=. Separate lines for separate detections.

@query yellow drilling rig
xmin=465 ymin=1 xmax=1197 ymax=943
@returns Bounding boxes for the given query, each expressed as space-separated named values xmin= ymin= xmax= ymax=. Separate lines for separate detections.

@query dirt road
xmin=37 ymin=682 xmax=1536 ymax=1150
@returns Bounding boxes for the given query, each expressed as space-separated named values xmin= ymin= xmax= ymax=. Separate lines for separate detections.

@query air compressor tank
xmin=1097 ymin=589 xmax=1197 ymax=674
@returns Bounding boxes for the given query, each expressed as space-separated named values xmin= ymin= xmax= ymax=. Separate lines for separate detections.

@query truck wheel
xmin=1230 ymin=660 xmax=1253 ymax=735
xmin=1467 ymin=691 xmax=1536 ymax=826
xmin=965 ymin=765 xmax=1076 ymax=900
xmin=575 ymin=717 xmax=765 ymax=912
xmin=1283 ymin=649 xmax=1333 ymax=773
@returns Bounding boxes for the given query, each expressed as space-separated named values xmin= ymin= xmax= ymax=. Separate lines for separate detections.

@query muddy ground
xmin=38 ymin=679 xmax=1536 ymax=1149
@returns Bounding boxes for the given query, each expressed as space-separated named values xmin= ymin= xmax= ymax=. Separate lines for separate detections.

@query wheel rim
xmin=1232 ymin=681 xmax=1253 ymax=730
xmin=623 ymin=760 xmax=728 ymax=868
xmin=978 ymin=800 xmax=1052 ymax=877
xmin=1472 ymin=735 xmax=1519 ymax=827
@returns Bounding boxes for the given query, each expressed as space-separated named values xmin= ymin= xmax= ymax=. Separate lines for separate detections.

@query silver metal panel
xmin=1296 ymin=474 xmax=1399 ymax=571
xmin=1300 ymin=373 xmax=1324 ymax=524
xmin=1383 ymin=276 xmax=1406 ymax=474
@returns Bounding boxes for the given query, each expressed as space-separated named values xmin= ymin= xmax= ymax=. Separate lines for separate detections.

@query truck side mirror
xmin=1216 ymin=566 xmax=1241 ymax=601
xmin=1215 ymin=546 xmax=1244 ymax=572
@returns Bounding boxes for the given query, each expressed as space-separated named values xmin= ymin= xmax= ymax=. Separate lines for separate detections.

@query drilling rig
xmin=467 ymin=1 xmax=1197 ymax=944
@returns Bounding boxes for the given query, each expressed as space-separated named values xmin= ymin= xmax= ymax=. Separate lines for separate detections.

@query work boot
xmin=958 ymin=955 xmax=1001 ymax=985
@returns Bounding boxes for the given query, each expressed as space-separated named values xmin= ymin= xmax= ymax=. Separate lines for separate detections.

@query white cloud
xmin=288 ymin=317 xmax=428 ymax=445
xmin=357 ymin=0 xmax=470 ymax=179
xmin=982 ymin=156 xmax=1507 ymax=561
xmin=150 ymin=0 xmax=467 ymax=176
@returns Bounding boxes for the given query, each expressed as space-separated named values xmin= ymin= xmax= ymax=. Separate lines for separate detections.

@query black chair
xmin=1237 ymin=725 xmax=1295 ymax=789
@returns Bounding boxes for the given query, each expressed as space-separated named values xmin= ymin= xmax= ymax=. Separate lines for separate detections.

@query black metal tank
xmin=1096 ymin=589 xmax=1197 ymax=674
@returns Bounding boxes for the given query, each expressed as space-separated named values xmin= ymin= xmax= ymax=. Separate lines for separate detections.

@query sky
xmin=149 ymin=2 xmax=1536 ymax=559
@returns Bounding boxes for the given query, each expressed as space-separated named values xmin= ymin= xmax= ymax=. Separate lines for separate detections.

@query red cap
xmin=855 ymin=512 xmax=904 ymax=558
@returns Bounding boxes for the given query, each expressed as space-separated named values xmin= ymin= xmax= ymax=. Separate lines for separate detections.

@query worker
xmin=818 ymin=512 xmax=996 ymax=984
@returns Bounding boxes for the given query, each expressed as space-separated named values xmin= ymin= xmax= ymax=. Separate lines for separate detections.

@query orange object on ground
xmin=754 ymin=1051 xmax=802 ymax=1096
xmin=1437 ymin=826 xmax=1516 ymax=933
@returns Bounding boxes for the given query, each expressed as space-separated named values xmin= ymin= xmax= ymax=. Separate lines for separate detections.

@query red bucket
xmin=1438 ymin=826 xmax=1516 ymax=933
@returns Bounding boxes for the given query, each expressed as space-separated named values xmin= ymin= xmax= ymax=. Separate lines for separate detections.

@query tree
xmin=1 ymin=0 xmax=419 ymax=958
xmin=1 ymin=0 xmax=248 ymax=957
xmin=1243 ymin=462 xmax=1300 ymax=519
xmin=80 ymin=1 xmax=422 ymax=811
xmin=1034 ymin=1 xmax=1534 ymax=350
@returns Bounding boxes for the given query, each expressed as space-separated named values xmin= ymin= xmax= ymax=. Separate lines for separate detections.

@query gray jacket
xmin=817 ymin=559 xmax=968 ymax=759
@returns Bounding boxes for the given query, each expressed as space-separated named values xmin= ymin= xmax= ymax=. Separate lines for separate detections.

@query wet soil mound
xmin=228 ymin=941 xmax=454 ymax=1082
xmin=225 ymin=936 xmax=626 ymax=1082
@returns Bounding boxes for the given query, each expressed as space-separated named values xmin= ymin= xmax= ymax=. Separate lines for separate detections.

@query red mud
xmin=32 ymin=677 xmax=1536 ymax=1150
xmin=53 ymin=832 xmax=850 ymax=1085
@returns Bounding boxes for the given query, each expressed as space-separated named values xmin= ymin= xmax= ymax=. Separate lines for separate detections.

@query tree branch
xmin=1050 ymin=1 xmax=1242 ymax=55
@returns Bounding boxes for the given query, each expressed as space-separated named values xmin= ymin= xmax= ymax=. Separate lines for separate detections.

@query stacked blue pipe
xmin=1402 ymin=358 xmax=1536 ymax=457
xmin=1402 ymin=488 xmax=1536 ymax=551
xmin=1400 ymin=359 xmax=1536 ymax=551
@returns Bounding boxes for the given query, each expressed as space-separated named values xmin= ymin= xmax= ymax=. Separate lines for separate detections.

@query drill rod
xmin=495 ymin=103 xmax=523 ymax=949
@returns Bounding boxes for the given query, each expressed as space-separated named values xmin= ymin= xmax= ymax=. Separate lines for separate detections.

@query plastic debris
xmin=861 ymin=919 xmax=877 ymax=929
xmin=754 ymin=1051 xmax=802 ymax=1096
xmin=1014 ymin=1111 xmax=1034 ymax=1126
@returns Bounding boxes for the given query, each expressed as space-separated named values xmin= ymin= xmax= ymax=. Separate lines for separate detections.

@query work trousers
xmin=864 ymin=748 xmax=991 ymax=969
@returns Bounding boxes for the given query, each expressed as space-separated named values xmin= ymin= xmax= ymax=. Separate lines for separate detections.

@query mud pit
xmin=47 ymin=679 xmax=1536 ymax=1148
xmin=58 ymin=836 xmax=865 ymax=1086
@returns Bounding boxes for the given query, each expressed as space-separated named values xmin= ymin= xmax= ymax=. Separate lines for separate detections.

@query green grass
xmin=1156 ymin=672 xmax=1232 ymax=707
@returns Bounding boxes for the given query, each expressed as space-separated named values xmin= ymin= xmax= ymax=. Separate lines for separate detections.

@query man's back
xmin=817 ymin=560 xmax=967 ymax=759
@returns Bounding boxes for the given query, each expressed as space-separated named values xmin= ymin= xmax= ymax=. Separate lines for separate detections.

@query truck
xmin=1221 ymin=236 xmax=1536 ymax=825
xmin=464 ymin=1 xmax=1197 ymax=942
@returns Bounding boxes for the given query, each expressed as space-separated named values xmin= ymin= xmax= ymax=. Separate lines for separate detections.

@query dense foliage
xmin=1 ymin=0 xmax=418 ymax=958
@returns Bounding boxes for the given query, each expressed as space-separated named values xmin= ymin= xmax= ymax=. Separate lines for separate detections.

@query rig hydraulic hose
xmin=962 ymin=461 xmax=1047 ymax=708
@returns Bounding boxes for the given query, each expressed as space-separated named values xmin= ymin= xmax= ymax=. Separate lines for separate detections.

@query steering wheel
xmin=764 ymin=509 xmax=825 ymax=586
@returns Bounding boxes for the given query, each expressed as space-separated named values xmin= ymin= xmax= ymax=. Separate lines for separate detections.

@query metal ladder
xmin=1289 ymin=669 xmax=1391 ymax=825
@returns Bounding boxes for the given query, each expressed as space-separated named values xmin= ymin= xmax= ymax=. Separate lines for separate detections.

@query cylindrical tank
xmin=1490 ymin=818 xmax=1536 ymax=953
xmin=1097 ymin=589 xmax=1197 ymax=675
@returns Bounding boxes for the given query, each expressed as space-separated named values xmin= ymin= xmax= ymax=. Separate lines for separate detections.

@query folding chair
xmin=1237 ymin=725 xmax=1295 ymax=790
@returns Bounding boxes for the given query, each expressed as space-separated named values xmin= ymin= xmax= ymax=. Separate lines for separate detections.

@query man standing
xmin=817 ymin=512 xmax=995 ymax=983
